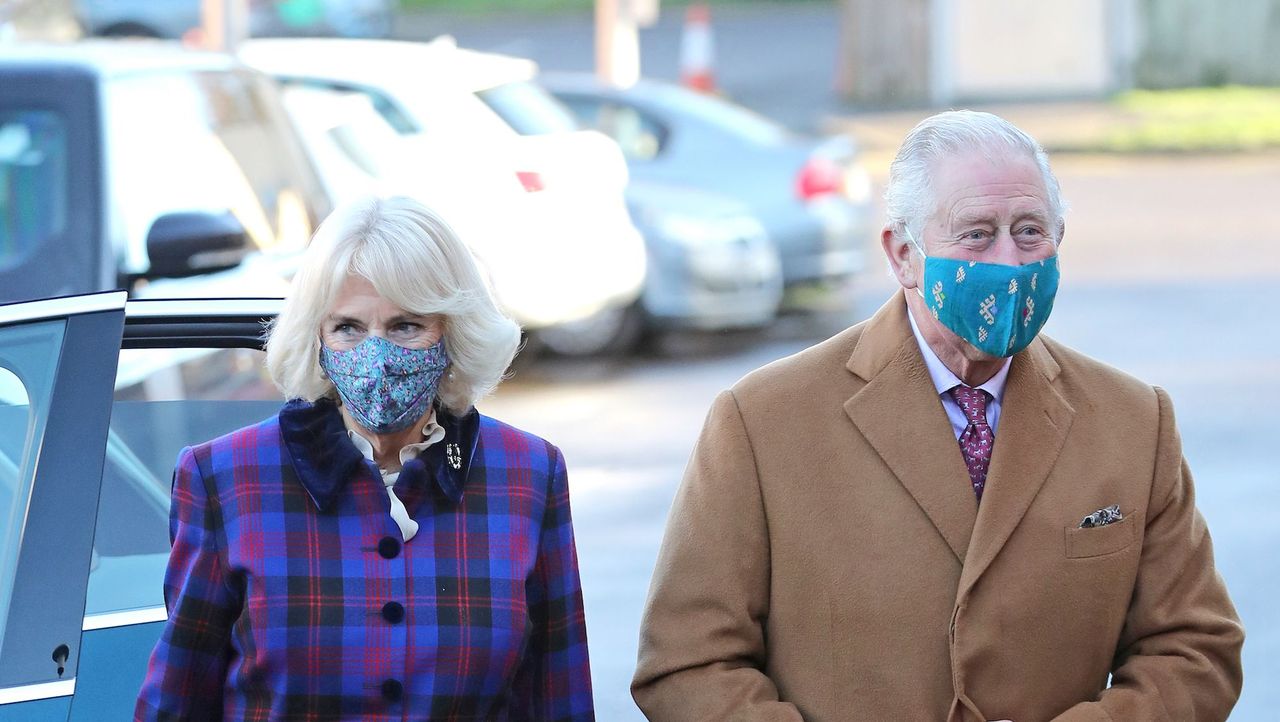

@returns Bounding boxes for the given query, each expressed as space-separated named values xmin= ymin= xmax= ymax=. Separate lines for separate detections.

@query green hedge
xmin=1098 ymin=86 xmax=1280 ymax=153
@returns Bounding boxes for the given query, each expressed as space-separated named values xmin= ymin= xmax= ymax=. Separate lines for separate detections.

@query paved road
xmin=480 ymin=153 xmax=1280 ymax=720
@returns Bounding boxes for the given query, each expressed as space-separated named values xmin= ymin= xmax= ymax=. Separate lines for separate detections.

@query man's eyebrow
xmin=952 ymin=212 xmax=996 ymax=227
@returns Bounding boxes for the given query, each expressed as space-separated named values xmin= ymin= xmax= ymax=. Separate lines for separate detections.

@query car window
xmin=649 ymin=83 xmax=790 ymax=146
xmin=559 ymin=96 xmax=667 ymax=161
xmin=0 ymin=319 xmax=66 ymax=650
xmin=475 ymin=80 xmax=580 ymax=136
xmin=103 ymin=69 xmax=323 ymax=273
xmin=85 ymin=346 xmax=283 ymax=616
xmin=0 ymin=111 xmax=68 ymax=271
xmin=284 ymin=78 xmax=423 ymax=137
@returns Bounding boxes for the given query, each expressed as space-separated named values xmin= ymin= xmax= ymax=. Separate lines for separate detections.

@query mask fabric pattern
xmin=920 ymin=255 xmax=1060 ymax=357
xmin=320 ymin=335 xmax=450 ymax=434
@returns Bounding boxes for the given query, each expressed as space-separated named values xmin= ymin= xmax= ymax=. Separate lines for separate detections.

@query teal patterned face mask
xmin=320 ymin=335 xmax=450 ymax=434
xmin=909 ymin=234 xmax=1060 ymax=357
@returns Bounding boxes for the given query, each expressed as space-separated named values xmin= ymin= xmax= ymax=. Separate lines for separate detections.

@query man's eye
xmin=1017 ymin=226 xmax=1046 ymax=237
xmin=961 ymin=230 xmax=989 ymax=242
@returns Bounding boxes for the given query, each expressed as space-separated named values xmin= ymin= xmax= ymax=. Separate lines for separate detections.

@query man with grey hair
xmin=632 ymin=110 xmax=1242 ymax=721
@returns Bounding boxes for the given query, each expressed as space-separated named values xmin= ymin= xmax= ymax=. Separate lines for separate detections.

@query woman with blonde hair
xmin=136 ymin=196 xmax=593 ymax=720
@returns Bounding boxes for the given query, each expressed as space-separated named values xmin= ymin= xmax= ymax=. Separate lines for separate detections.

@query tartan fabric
xmin=134 ymin=400 xmax=593 ymax=721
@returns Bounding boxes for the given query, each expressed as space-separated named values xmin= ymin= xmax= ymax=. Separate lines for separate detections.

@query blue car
xmin=0 ymin=294 xmax=284 ymax=719
xmin=542 ymin=74 xmax=876 ymax=308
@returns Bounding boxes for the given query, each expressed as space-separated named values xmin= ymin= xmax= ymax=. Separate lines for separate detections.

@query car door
xmin=69 ymin=298 xmax=283 ymax=720
xmin=0 ymin=291 xmax=126 ymax=721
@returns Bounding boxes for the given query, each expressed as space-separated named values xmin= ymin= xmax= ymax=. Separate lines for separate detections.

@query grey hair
xmin=265 ymin=195 xmax=521 ymax=414
xmin=885 ymin=110 xmax=1066 ymax=248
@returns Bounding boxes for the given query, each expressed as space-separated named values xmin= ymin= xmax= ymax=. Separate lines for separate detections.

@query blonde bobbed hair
xmin=265 ymin=195 xmax=521 ymax=414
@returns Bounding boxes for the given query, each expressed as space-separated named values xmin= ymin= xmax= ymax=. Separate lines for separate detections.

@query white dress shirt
xmin=346 ymin=411 xmax=446 ymax=542
xmin=907 ymin=307 xmax=1011 ymax=439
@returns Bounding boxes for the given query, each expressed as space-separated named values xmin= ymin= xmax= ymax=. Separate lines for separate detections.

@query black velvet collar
xmin=278 ymin=397 xmax=480 ymax=513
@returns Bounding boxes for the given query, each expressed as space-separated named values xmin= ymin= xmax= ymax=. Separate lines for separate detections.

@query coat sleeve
xmin=509 ymin=444 xmax=595 ymax=720
xmin=1052 ymin=387 xmax=1244 ymax=721
xmin=134 ymin=446 xmax=239 ymax=721
xmin=632 ymin=390 xmax=804 ymax=721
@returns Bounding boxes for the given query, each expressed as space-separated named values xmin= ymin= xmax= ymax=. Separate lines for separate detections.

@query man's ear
xmin=1056 ymin=220 xmax=1066 ymax=247
xmin=881 ymin=225 xmax=919 ymax=289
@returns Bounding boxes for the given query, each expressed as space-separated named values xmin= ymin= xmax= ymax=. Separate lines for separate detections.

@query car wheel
xmin=535 ymin=302 xmax=647 ymax=357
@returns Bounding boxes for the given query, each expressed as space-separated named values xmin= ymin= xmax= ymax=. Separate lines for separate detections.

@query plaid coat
xmin=135 ymin=399 xmax=593 ymax=721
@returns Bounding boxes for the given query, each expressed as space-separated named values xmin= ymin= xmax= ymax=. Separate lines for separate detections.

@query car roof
xmin=0 ymin=40 xmax=238 ymax=78
xmin=124 ymin=297 xmax=282 ymax=349
xmin=238 ymin=36 xmax=538 ymax=94
xmin=540 ymin=72 xmax=677 ymax=102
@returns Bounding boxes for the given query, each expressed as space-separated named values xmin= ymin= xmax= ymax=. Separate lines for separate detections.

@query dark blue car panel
xmin=68 ymin=622 xmax=164 ymax=721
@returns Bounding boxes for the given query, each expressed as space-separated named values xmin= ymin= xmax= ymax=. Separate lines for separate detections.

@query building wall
xmin=936 ymin=0 xmax=1117 ymax=102
xmin=1135 ymin=0 xmax=1280 ymax=87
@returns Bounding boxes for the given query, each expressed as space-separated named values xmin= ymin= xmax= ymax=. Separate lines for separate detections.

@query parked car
xmin=0 ymin=293 xmax=285 ymax=719
xmin=280 ymin=84 xmax=781 ymax=356
xmin=237 ymin=37 xmax=648 ymax=354
xmin=541 ymin=74 xmax=876 ymax=308
xmin=74 ymin=0 xmax=394 ymax=40
xmin=275 ymin=83 xmax=648 ymax=336
xmin=537 ymin=180 xmax=782 ymax=355
xmin=0 ymin=41 xmax=331 ymax=304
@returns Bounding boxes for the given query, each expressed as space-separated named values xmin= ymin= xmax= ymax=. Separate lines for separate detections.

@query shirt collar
xmin=907 ymin=305 xmax=1011 ymax=402
xmin=345 ymin=410 xmax=447 ymax=476
xmin=278 ymin=398 xmax=480 ymax=510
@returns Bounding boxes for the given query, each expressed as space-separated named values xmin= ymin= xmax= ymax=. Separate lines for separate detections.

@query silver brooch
xmin=446 ymin=442 xmax=462 ymax=470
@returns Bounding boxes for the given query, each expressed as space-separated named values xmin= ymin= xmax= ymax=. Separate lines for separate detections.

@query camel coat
xmin=633 ymin=293 xmax=1242 ymax=722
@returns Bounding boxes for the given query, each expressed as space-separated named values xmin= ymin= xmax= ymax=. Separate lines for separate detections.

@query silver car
xmin=543 ymin=74 xmax=875 ymax=309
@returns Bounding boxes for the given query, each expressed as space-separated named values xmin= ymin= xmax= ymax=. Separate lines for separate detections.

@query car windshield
xmin=475 ymin=80 xmax=581 ymax=135
xmin=103 ymin=69 xmax=322 ymax=270
xmin=647 ymin=83 xmax=790 ymax=146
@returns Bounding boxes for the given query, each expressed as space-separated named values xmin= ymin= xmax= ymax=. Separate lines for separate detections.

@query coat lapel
xmin=957 ymin=338 xmax=1075 ymax=598
xmin=843 ymin=294 xmax=978 ymax=563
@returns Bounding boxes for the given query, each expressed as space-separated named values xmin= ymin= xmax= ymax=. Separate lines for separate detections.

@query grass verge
xmin=1082 ymin=86 xmax=1280 ymax=153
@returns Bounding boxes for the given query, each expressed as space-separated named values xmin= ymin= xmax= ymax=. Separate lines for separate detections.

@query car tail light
xmin=795 ymin=156 xmax=845 ymax=202
xmin=516 ymin=171 xmax=546 ymax=193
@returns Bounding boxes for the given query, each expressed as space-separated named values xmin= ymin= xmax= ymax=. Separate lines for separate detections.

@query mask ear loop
xmin=902 ymin=225 xmax=927 ymax=299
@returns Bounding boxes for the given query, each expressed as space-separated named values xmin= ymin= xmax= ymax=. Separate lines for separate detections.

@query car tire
xmin=97 ymin=22 xmax=164 ymax=38
xmin=534 ymin=302 xmax=648 ymax=357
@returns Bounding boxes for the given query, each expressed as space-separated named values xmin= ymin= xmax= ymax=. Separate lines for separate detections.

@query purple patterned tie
xmin=949 ymin=385 xmax=993 ymax=501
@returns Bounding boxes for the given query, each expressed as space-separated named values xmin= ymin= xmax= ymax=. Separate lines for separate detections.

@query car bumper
xmin=642 ymin=237 xmax=782 ymax=330
xmin=489 ymin=210 xmax=647 ymax=331
xmin=774 ymin=198 xmax=874 ymax=286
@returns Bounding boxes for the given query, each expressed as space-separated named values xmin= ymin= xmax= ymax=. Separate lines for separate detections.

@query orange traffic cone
xmin=680 ymin=2 xmax=716 ymax=93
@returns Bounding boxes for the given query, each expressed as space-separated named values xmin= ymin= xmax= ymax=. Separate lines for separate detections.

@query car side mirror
xmin=145 ymin=211 xmax=251 ymax=278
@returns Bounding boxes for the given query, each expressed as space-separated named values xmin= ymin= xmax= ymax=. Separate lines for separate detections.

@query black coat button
xmin=382 ymin=601 xmax=405 ymax=624
xmin=377 ymin=536 xmax=400 ymax=559
xmin=381 ymin=678 xmax=403 ymax=701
